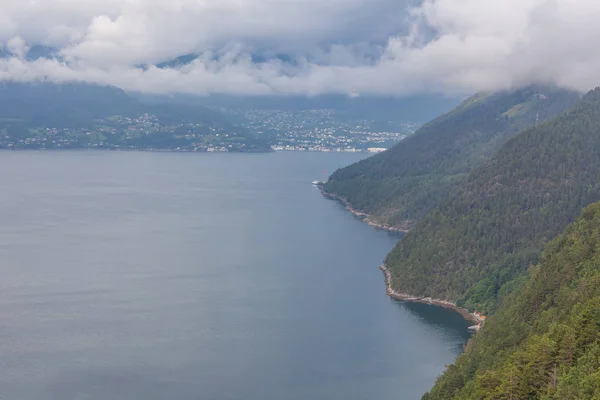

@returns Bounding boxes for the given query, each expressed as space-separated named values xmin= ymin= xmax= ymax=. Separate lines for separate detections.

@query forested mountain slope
xmin=323 ymin=86 xmax=580 ymax=230
xmin=0 ymin=81 xmax=230 ymax=128
xmin=424 ymin=201 xmax=600 ymax=399
xmin=385 ymin=88 xmax=600 ymax=314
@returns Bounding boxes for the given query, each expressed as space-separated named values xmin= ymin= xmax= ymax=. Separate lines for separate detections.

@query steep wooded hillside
xmin=424 ymin=201 xmax=600 ymax=399
xmin=385 ymin=88 xmax=600 ymax=314
xmin=323 ymin=86 xmax=580 ymax=230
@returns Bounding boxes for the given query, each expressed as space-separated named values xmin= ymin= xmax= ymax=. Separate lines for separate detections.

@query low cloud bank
xmin=0 ymin=0 xmax=598 ymax=96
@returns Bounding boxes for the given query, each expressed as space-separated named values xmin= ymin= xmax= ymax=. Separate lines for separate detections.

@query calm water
xmin=0 ymin=151 xmax=469 ymax=400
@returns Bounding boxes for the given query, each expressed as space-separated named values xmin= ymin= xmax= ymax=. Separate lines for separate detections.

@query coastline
xmin=319 ymin=186 xmax=484 ymax=329
xmin=0 ymin=147 xmax=272 ymax=153
xmin=379 ymin=264 xmax=485 ymax=327
xmin=319 ymin=189 xmax=410 ymax=233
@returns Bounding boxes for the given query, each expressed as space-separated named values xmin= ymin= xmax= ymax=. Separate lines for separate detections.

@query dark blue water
xmin=0 ymin=151 xmax=469 ymax=400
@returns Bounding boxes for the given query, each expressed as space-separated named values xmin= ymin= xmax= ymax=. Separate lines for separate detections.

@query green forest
xmin=424 ymin=201 xmax=600 ymax=399
xmin=323 ymin=86 xmax=579 ymax=230
xmin=332 ymin=86 xmax=600 ymax=399
xmin=385 ymin=88 xmax=600 ymax=314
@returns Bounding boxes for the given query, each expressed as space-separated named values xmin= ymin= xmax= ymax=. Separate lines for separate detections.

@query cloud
xmin=6 ymin=36 xmax=28 ymax=59
xmin=0 ymin=0 xmax=599 ymax=96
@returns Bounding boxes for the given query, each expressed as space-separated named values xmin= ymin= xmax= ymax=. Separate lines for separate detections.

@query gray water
xmin=0 ymin=151 xmax=469 ymax=400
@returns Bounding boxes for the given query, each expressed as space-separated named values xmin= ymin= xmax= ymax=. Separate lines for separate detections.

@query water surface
xmin=0 ymin=151 xmax=469 ymax=400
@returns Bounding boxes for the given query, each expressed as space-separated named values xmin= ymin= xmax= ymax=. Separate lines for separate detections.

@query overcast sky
xmin=0 ymin=0 xmax=598 ymax=96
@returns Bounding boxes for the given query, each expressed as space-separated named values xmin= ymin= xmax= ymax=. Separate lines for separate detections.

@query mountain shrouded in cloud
xmin=0 ymin=0 xmax=599 ymax=96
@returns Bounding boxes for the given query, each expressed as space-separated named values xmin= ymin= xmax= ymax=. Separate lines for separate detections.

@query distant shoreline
xmin=319 ymin=188 xmax=410 ymax=233
xmin=0 ymin=148 xmax=377 ymax=154
xmin=379 ymin=264 xmax=484 ymax=327
xmin=0 ymin=147 xmax=271 ymax=154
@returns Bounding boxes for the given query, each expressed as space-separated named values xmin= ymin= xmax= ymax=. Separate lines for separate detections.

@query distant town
xmin=0 ymin=113 xmax=267 ymax=152
xmin=243 ymin=108 xmax=416 ymax=152
xmin=0 ymin=109 xmax=418 ymax=153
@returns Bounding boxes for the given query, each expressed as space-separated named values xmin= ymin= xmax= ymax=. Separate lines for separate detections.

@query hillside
xmin=322 ymin=86 xmax=580 ymax=230
xmin=184 ymin=93 xmax=461 ymax=123
xmin=0 ymin=82 xmax=270 ymax=151
xmin=385 ymin=88 xmax=600 ymax=314
xmin=423 ymin=201 xmax=600 ymax=399
xmin=0 ymin=81 xmax=238 ymax=127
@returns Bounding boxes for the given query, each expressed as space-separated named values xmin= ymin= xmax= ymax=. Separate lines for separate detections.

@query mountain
xmin=0 ymin=81 xmax=230 ymax=127
xmin=384 ymin=88 xmax=600 ymax=314
xmin=423 ymin=201 xmax=600 ymax=399
xmin=0 ymin=81 xmax=270 ymax=151
xmin=0 ymin=81 xmax=134 ymax=128
xmin=322 ymin=86 xmax=581 ymax=230
xmin=140 ymin=93 xmax=462 ymax=125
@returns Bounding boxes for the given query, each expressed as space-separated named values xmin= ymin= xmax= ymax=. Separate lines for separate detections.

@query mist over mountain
xmin=1 ymin=0 xmax=599 ymax=97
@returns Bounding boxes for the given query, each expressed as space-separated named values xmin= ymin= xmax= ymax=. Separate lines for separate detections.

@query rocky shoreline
xmin=319 ymin=189 xmax=410 ymax=233
xmin=319 ymin=187 xmax=484 ymax=329
xmin=379 ymin=264 xmax=485 ymax=327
